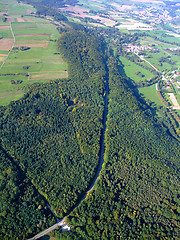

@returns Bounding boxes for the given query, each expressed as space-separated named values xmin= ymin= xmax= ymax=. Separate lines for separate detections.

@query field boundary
xmin=0 ymin=23 xmax=15 ymax=71
xmin=27 ymin=71 xmax=68 ymax=80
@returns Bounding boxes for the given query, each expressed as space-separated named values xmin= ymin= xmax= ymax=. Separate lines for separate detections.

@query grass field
xmin=139 ymin=84 xmax=164 ymax=107
xmin=0 ymin=0 xmax=67 ymax=106
xmin=119 ymin=56 xmax=155 ymax=82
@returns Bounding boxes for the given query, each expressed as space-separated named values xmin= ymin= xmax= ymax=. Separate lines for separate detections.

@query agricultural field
xmin=139 ymin=84 xmax=164 ymax=107
xmin=0 ymin=0 xmax=67 ymax=106
xmin=119 ymin=56 xmax=155 ymax=82
xmin=138 ymin=34 xmax=180 ymax=72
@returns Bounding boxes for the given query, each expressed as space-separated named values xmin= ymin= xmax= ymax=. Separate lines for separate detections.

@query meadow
xmin=119 ymin=56 xmax=155 ymax=82
xmin=139 ymin=84 xmax=164 ymax=107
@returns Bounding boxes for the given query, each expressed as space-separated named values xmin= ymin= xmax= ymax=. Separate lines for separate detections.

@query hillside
xmin=61 ymin=57 xmax=180 ymax=239
xmin=0 ymin=1 xmax=180 ymax=239
xmin=0 ymin=30 xmax=107 ymax=234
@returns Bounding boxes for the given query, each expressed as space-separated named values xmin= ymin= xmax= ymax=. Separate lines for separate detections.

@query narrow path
xmin=135 ymin=53 xmax=160 ymax=73
xmin=28 ymin=67 xmax=109 ymax=240
xmin=0 ymin=23 xmax=15 ymax=71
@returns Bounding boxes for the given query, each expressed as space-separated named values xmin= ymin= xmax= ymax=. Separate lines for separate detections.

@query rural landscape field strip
xmin=0 ymin=23 xmax=15 ymax=70
xmin=0 ymin=3 xmax=68 ymax=105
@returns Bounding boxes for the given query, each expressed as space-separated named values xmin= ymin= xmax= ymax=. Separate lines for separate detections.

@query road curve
xmin=28 ymin=65 xmax=109 ymax=240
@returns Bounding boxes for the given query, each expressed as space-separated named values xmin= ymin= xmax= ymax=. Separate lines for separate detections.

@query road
xmin=0 ymin=23 xmax=15 ymax=71
xmin=28 ymin=219 xmax=66 ymax=240
xmin=28 ymin=56 xmax=109 ymax=240
xmin=135 ymin=53 xmax=160 ymax=74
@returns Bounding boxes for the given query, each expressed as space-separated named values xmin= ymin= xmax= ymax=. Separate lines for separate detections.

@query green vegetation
xmin=62 ymin=57 xmax=180 ymax=240
xmin=0 ymin=17 xmax=67 ymax=105
xmin=1 ymin=1 xmax=180 ymax=239
xmin=0 ymin=144 xmax=56 ymax=240
xmin=119 ymin=56 xmax=154 ymax=82
xmin=0 ymin=31 xmax=107 ymax=222
xmin=139 ymin=84 xmax=164 ymax=107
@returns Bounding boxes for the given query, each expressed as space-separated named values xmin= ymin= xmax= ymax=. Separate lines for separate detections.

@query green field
xmin=139 ymin=35 xmax=180 ymax=72
xmin=0 ymin=0 xmax=67 ymax=106
xmin=0 ymin=28 xmax=13 ymax=39
xmin=139 ymin=84 xmax=164 ymax=107
xmin=119 ymin=56 xmax=155 ymax=82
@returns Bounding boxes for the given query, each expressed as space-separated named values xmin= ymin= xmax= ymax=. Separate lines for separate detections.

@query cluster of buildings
xmin=132 ymin=7 xmax=173 ymax=25
xmin=163 ymin=69 xmax=180 ymax=89
xmin=124 ymin=44 xmax=152 ymax=54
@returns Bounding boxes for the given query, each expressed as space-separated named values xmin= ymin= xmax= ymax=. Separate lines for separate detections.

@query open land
xmin=139 ymin=84 xmax=164 ymax=107
xmin=0 ymin=0 xmax=67 ymax=106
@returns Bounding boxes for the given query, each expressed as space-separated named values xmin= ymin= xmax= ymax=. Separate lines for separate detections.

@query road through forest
xmin=29 ymin=66 xmax=109 ymax=239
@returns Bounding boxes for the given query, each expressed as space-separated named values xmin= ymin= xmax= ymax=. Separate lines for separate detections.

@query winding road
xmin=28 ymin=69 xmax=109 ymax=239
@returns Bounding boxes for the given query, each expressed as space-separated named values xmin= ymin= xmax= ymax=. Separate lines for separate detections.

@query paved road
xmin=28 ymin=50 xmax=109 ymax=240
xmin=136 ymin=54 xmax=160 ymax=73
xmin=28 ymin=219 xmax=66 ymax=240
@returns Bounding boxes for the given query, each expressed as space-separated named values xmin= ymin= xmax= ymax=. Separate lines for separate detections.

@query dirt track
xmin=168 ymin=93 xmax=180 ymax=109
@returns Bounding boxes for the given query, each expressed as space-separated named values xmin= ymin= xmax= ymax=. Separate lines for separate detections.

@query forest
xmin=58 ymin=58 xmax=180 ymax=239
xmin=0 ymin=30 xmax=107 ymax=238
xmin=0 ymin=143 xmax=56 ymax=239
xmin=1 ymin=1 xmax=180 ymax=238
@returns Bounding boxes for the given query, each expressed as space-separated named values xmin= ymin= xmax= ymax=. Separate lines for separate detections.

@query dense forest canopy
xmin=60 ymin=57 xmax=180 ymax=240
xmin=0 ymin=30 xmax=107 ymax=239
xmin=0 ymin=0 xmax=180 ymax=239
xmin=0 ymin=144 xmax=56 ymax=239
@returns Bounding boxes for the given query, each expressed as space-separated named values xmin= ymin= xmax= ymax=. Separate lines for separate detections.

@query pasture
xmin=139 ymin=84 xmax=164 ymax=107
xmin=119 ymin=56 xmax=155 ymax=82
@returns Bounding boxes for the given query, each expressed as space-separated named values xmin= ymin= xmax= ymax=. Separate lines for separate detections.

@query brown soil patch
xmin=0 ymin=26 xmax=10 ymax=29
xmin=16 ymin=40 xmax=47 ymax=43
xmin=26 ymin=9 xmax=32 ymax=14
xmin=24 ymin=18 xmax=32 ymax=22
xmin=15 ymin=34 xmax=50 ymax=37
xmin=17 ymin=17 xmax=24 ymax=22
xmin=111 ymin=3 xmax=133 ymax=11
xmin=0 ymin=54 xmax=8 ymax=56
xmin=0 ymin=12 xmax=7 ymax=16
xmin=28 ymin=71 xmax=68 ymax=81
xmin=14 ymin=42 xmax=49 ymax=48
xmin=43 ymin=41 xmax=49 ymax=48
xmin=60 ymin=5 xmax=89 ymax=18
xmin=6 ymin=18 xmax=13 ymax=22
xmin=168 ymin=93 xmax=180 ymax=109
xmin=13 ymin=26 xmax=36 ymax=29
xmin=0 ymin=39 xmax=14 ymax=51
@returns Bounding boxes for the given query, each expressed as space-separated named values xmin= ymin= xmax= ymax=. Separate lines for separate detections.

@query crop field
xmin=0 ymin=0 xmax=67 ymax=106
xmin=28 ymin=71 xmax=68 ymax=81
xmin=139 ymin=84 xmax=164 ymax=107
xmin=119 ymin=56 xmax=155 ymax=82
